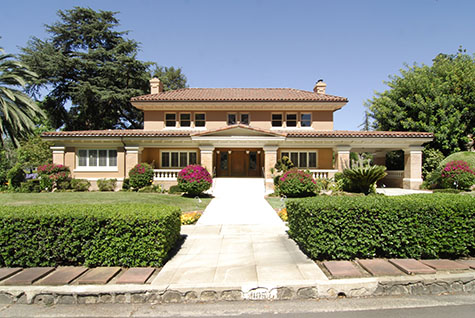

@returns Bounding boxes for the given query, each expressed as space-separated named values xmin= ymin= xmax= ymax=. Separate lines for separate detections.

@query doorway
xmin=215 ymin=148 xmax=263 ymax=177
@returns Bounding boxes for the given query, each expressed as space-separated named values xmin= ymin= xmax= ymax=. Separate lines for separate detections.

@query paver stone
xmin=77 ymin=267 xmax=121 ymax=285
xmin=357 ymin=259 xmax=404 ymax=276
xmin=2 ymin=267 xmax=54 ymax=285
xmin=38 ymin=267 xmax=88 ymax=285
xmin=388 ymin=259 xmax=436 ymax=275
xmin=456 ymin=259 xmax=475 ymax=269
xmin=0 ymin=268 xmax=22 ymax=281
xmin=116 ymin=268 xmax=155 ymax=284
xmin=420 ymin=259 xmax=470 ymax=271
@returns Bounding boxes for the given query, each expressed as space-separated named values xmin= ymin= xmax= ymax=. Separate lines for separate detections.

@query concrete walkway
xmin=152 ymin=177 xmax=327 ymax=289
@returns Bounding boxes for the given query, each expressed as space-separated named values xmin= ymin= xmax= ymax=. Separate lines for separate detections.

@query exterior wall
xmin=66 ymin=147 xmax=126 ymax=180
xmin=143 ymin=110 xmax=334 ymax=131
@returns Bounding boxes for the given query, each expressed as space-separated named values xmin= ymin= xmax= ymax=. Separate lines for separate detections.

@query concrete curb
xmin=1 ymin=272 xmax=474 ymax=305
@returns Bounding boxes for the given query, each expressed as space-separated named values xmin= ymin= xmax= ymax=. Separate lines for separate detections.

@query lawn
xmin=0 ymin=192 xmax=211 ymax=212
xmin=266 ymin=196 xmax=286 ymax=210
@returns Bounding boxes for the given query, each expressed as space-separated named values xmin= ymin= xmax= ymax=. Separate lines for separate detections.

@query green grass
xmin=266 ymin=196 xmax=286 ymax=210
xmin=0 ymin=192 xmax=211 ymax=212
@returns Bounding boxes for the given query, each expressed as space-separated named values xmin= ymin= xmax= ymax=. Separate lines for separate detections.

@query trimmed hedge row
xmin=287 ymin=194 xmax=475 ymax=260
xmin=0 ymin=204 xmax=181 ymax=267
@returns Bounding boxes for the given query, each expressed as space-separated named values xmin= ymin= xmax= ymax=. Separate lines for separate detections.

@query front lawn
xmin=0 ymin=192 xmax=211 ymax=212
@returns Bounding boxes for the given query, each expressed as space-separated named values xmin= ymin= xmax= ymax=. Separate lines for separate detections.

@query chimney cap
xmin=150 ymin=77 xmax=164 ymax=94
xmin=314 ymin=80 xmax=327 ymax=94
xmin=317 ymin=79 xmax=324 ymax=83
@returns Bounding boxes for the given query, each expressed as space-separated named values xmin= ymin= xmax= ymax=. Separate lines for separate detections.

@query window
xmin=165 ymin=113 xmax=176 ymax=127
xmin=227 ymin=113 xmax=237 ymax=125
xmin=240 ymin=113 xmax=249 ymax=125
xmin=301 ymin=113 xmax=311 ymax=127
xmin=180 ymin=113 xmax=191 ymax=127
xmin=195 ymin=113 xmax=206 ymax=127
xmin=286 ymin=113 xmax=297 ymax=127
xmin=161 ymin=151 xmax=198 ymax=168
xmin=78 ymin=149 xmax=117 ymax=169
xmin=272 ymin=113 xmax=283 ymax=127
xmin=281 ymin=151 xmax=317 ymax=168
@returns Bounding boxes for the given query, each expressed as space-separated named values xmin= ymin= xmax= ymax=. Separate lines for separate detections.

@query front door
xmin=216 ymin=148 xmax=262 ymax=177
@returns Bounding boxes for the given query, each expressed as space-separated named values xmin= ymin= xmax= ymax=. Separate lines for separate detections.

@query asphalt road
xmin=0 ymin=294 xmax=474 ymax=317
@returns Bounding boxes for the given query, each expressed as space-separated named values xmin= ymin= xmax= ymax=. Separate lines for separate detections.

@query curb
xmin=1 ymin=272 xmax=474 ymax=305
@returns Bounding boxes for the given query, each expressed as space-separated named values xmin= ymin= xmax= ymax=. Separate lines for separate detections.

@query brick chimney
xmin=313 ymin=79 xmax=327 ymax=94
xmin=150 ymin=77 xmax=163 ymax=94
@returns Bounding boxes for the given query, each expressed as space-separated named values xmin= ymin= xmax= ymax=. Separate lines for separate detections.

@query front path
xmin=152 ymin=178 xmax=327 ymax=289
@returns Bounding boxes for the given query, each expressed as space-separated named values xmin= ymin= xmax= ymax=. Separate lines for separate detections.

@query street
xmin=0 ymin=294 xmax=474 ymax=317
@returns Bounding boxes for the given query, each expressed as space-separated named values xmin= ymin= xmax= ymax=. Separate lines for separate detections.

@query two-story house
xmin=42 ymin=79 xmax=433 ymax=190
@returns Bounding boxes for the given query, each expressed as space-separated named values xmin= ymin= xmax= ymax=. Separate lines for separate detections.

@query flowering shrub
xmin=278 ymin=168 xmax=317 ymax=197
xmin=440 ymin=160 xmax=475 ymax=190
xmin=128 ymin=163 xmax=154 ymax=189
xmin=177 ymin=165 xmax=212 ymax=196
xmin=181 ymin=211 xmax=202 ymax=225
xmin=277 ymin=208 xmax=288 ymax=222
xmin=37 ymin=163 xmax=70 ymax=191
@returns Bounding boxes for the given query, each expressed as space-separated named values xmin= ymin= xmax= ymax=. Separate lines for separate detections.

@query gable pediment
xmin=192 ymin=125 xmax=286 ymax=138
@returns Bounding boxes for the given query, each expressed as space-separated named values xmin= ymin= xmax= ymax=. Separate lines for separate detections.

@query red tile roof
xmin=192 ymin=124 xmax=286 ymax=137
xmin=41 ymin=130 xmax=191 ymax=137
xmin=131 ymin=88 xmax=348 ymax=102
xmin=287 ymin=130 xmax=434 ymax=138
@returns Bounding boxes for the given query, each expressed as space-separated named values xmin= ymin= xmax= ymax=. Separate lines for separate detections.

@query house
xmin=42 ymin=79 xmax=433 ymax=190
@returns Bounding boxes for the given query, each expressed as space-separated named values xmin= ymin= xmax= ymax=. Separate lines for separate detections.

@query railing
xmin=385 ymin=170 xmax=404 ymax=178
xmin=153 ymin=169 xmax=181 ymax=180
xmin=307 ymin=169 xmax=338 ymax=179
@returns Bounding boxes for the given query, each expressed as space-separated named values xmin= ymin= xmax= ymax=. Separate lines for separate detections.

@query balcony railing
xmin=307 ymin=169 xmax=338 ymax=179
xmin=153 ymin=169 xmax=181 ymax=180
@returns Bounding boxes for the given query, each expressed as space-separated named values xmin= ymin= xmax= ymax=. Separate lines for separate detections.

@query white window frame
xmin=179 ymin=112 xmax=191 ymax=128
xmin=194 ymin=113 xmax=206 ymax=128
xmin=165 ymin=113 xmax=177 ymax=128
xmin=300 ymin=112 xmax=312 ymax=128
xmin=75 ymin=149 xmax=118 ymax=171
xmin=280 ymin=151 xmax=318 ymax=168
xmin=240 ymin=113 xmax=250 ymax=125
xmin=285 ymin=113 xmax=298 ymax=128
xmin=160 ymin=150 xmax=198 ymax=168
xmin=271 ymin=113 xmax=283 ymax=127
xmin=227 ymin=113 xmax=237 ymax=125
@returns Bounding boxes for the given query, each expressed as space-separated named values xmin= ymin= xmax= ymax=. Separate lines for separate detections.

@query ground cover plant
xmin=0 ymin=204 xmax=180 ymax=267
xmin=287 ymin=194 xmax=474 ymax=260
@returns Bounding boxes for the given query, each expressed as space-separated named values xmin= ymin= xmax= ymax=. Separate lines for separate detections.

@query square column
xmin=125 ymin=146 xmax=142 ymax=177
xmin=51 ymin=146 xmax=65 ymax=165
xmin=335 ymin=145 xmax=351 ymax=172
xmin=403 ymin=146 xmax=423 ymax=189
xmin=199 ymin=145 xmax=215 ymax=174
xmin=263 ymin=145 xmax=278 ymax=190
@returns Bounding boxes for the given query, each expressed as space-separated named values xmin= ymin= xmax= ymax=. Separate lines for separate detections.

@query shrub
xmin=422 ymin=148 xmax=444 ymax=179
xmin=341 ymin=158 xmax=387 ymax=195
xmin=438 ymin=151 xmax=475 ymax=171
xmin=177 ymin=165 xmax=212 ymax=196
xmin=181 ymin=211 xmax=202 ymax=225
xmin=6 ymin=163 xmax=25 ymax=188
xmin=168 ymin=184 xmax=183 ymax=194
xmin=97 ymin=178 xmax=117 ymax=191
xmin=440 ymin=161 xmax=475 ymax=190
xmin=122 ymin=178 xmax=130 ymax=190
xmin=0 ymin=204 xmax=181 ymax=267
xmin=70 ymin=179 xmax=91 ymax=192
xmin=128 ymin=163 xmax=154 ymax=190
xmin=274 ymin=156 xmax=294 ymax=172
xmin=56 ymin=179 xmax=71 ymax=190
xmin=278 ymin=168 xmax=316 ymax=197
xmin=37 ymin=163 xmax=71 ymax=191
xmin=138 ymin=184 xmax=163 ymax=193
xmin=19 ymin=179 xmax=42 ymax=193
xmin=277 ymin=208 xmax=288 ymax=222
xmin=287 ymin=194 xmax=475 ymax=260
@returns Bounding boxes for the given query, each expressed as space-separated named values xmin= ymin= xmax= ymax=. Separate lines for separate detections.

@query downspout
xmin=120 ymin=136 xmax=127 ymax=179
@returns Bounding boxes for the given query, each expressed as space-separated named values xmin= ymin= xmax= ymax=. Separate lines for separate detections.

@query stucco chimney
xmin=150 ymin=77 xmax=163 ymax=94
xmin=314 ymin=79 xmax=327 ymax=94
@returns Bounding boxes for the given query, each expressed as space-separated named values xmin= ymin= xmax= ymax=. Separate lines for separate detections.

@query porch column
xmin=335 ymin=145 xmax=351 ymax=172
xmin=51 ymin=146 xmax=65 ymax=165
xmin=199 ymin=145 xmax=215 ymax=174
xmin=263 ymin=145 xmax=278 ymax=190
xmin=125 ymin=146 xmax=142 ymax=177
xmin=403 ymin=146 xmax=423 ymax=190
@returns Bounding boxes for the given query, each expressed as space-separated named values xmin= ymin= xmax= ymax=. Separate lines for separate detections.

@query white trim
xmin=403 ymin=178 xmax=424 ymax=182
xmin=76 ymin=148 xmax=118 ymax=170
xmin=50 ymin=146 xmax=65 ymax=154
xmin=74 ymin=167 xmax=119 ymax=172
xmin=81 ymin=177 xmax=124 ymax=181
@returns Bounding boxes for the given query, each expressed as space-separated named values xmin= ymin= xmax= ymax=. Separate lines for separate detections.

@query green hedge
xmin=0 ymin=204 xmax=181 ymax=267
xmin=287 ymin=194 xmax=475 ymax=260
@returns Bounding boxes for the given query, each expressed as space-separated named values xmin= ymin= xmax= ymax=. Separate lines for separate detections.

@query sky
xmin=1 ymin=0 xmax=474 ymax=130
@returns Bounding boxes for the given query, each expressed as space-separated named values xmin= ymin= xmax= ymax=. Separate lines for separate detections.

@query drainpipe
xmin=120 ymin=136 xmax=127 ymax=179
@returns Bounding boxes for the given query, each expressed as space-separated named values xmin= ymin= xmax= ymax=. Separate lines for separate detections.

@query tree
xmin=0 ymin=48 xmax=45 ymax=147
xmin=21 ymin=7 xmax=187 ymax=130
xmin=367 ymin=48 xmax=475 ymax=156
xmin=151 ymin=66 xmax=188 ymax=91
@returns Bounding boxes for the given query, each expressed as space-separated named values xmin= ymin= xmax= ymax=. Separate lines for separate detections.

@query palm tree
xmin=0 ymin=48 xmax=45 ymax=147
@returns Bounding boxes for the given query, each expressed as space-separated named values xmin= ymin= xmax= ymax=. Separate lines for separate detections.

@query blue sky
xmin=1 ymin=0 xmax=474 ymax=130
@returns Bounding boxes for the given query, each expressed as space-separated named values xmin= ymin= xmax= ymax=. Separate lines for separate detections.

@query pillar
xmin=125 ymin=146 xmax=142 ymax=177
xmin=199 ymin=145 xmax=215 ymax=174
xmin=403 ymin=146 xmax=423 ymax=190
xmin=263 ymin=145 xmax=278 ymax=190
xmin=50 ymin=146 xmax=65 ymax=165
xmin=335 ymin=145 xmax=351 ymax=172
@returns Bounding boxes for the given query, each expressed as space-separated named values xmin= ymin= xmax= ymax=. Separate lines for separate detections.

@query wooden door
xmin=217 ymin=151 xmax=230 ymax=177
xmin=231 ymin=151 xmax=246 ymax=177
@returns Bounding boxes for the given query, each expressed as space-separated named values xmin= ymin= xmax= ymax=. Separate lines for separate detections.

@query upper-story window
xmin=301 ymin=113 xmax=312 ymax=127
xmin=195 ymin=113 xmax=206 ymax=127
xmin=227 ymin=113 xmax=237 ymax=125
xmin=165 ymin=113 xmax=176 ymax=127
xmin=272 ymin=113 xmax=283 ymax=127
xmin=240 ymin=113 xmax=250 ymax=125
xmin=77 ymin=149 xmax=117 ymax=168
xmin=180 ymin=113 xmax=191 ymax=127
xmin=286 ymin=114 xmax=297 ymax=127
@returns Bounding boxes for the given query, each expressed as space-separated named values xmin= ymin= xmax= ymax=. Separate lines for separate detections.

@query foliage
xmin=274 ymin=156 xmax=294 ymax=173
xmin=97 ymin=178 xmax=117 ymax=192
xmin=0 ymin=203 xmax=181 ymax=267
xmin=21 ymin=7 xmax=187 ymax=130
xmin=341 ymin=157 xmax=387 ymax=195
xmin=6 ymin=163 xmax=25 ymax=188
xmin=385 ymin=150 xmax=404 ymax=170
xmin=287 ymin=194 xmax=475 ymax=260
xmin=0 ymin=47 xmax=45 ymax=147
xmin=151 ymin=66 xmax=188 ymax=91
xmin=277 ymin=208 xmax=288 ymax=222
xmin=19 ymin=179 xmax=42 ymax=193
xmin=424 ymin=152 xmax=475 ymax=189
xmin=128 ymin=163 xmax=154 ymax=189
xmin=367 ymin=48 xmax=475 ymax=156
xmin=440 ymin=161 xmax=475 ymax=190
xmin=37 ymin=163 xmax=71 ymax=191
xmin=70 ymin=179 xmax=90 ymax=192
xmin=177 ymin=165 xmax=212 ymax=196
xmin=278 ymin=168 xmax=317 ymax=197
xmin=122 ymin=178 xmax=130 ymax=190
xmin=16 ymin=134 xmax=52 ymax=172
xmin=181 ymin=211 xmax=202 ymax=225
xmin=422 ymin=147 xmax=444 ymax=179
xmin=138 ymin=184 xmax=163 ymax=193
xmin=168 ymin=184 xmax=183 ymax=194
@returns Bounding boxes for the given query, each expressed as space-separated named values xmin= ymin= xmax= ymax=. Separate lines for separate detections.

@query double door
xmin=216 ymin=148 xmax=262 ymax=177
